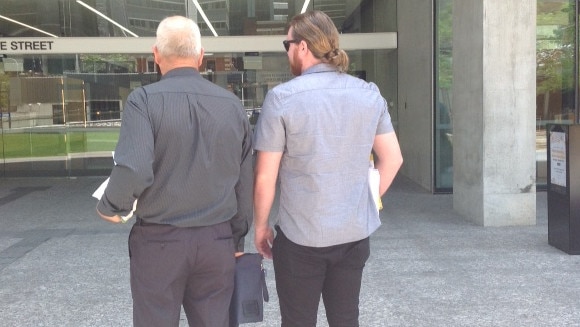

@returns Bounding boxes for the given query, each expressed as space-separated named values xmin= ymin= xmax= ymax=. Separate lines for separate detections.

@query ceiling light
xmin=76 ymin=0 xmax=138 ymax=37
xmin=192 ymin=0 xmax=218 ymax=37
xmin=301 ymin=0 xmax=311 ymax=13
xmin=0 ymin=14 xmax=59 ymax=37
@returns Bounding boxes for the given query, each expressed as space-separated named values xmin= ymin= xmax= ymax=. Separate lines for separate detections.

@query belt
xmin=135 ymin=218 xmax=166 ymax=227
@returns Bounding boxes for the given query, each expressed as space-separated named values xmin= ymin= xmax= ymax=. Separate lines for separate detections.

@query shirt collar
xmin=161 ymin=67 xmax=200 ymax=79
xmin=302 ymin=63 xmax=338 ymax=75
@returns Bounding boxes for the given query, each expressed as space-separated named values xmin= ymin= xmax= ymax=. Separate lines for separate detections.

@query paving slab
xmin=0 ymin=176 xmax=579 ymax=326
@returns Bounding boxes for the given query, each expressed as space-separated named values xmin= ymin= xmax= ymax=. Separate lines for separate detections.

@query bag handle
xmin=261 ymin=263 xmax=269 ymax=302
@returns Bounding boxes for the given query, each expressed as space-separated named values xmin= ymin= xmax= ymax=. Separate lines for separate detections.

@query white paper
xmin=550 ymin=131 xmax=566 ymax=187
xmin=91 ymin=151 xmax=135 ymax=222
xmin=93 ymin=151 xmax=115 ymax=200
xmin=122 ymin=200 xmax=138 ymax=222
xmin=369 ymin=168 xmax=382 ymax=212
xmin=92 ymin=177 xmax=109 ymax=200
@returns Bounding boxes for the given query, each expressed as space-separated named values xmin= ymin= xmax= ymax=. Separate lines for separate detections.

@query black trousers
xmin=129 ymin=220 xmax=236 ymax=327
xmin=272 ymin=227 xmax=371 ymax=327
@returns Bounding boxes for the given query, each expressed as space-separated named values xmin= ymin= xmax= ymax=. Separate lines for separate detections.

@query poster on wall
xmin=550 ymin=130 xmax=567 ymax=188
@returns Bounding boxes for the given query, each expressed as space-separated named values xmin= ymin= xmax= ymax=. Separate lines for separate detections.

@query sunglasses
xmin=283 ymin=39 xmax=300 ymax=52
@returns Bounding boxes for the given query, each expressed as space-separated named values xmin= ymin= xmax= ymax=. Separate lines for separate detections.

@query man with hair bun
xmin=253 ymin=10 xmax=403 ymax=327
xmin=96 ymin=15 xmax=253 ymax=327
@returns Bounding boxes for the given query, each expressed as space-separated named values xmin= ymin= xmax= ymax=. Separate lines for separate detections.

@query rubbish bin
xmin=547 ymin=123 xmax=580 ymax=254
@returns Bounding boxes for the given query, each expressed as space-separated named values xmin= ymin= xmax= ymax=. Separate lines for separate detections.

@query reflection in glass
xmin=0 ymin=0 xmax=395 ymax=38
xmin=536 ymin=0 xmax=577 ymax=187
xmin=0 ymin=47 xmax=396 ymax=177
xmin=0 ymin=0 xmax=398 ymax=177
xmin=435 ymin=0 xmax=453 ymax=192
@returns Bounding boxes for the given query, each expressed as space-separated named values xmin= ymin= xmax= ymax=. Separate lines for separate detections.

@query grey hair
xmin=155 ymin=16 xmax=202 ymax=59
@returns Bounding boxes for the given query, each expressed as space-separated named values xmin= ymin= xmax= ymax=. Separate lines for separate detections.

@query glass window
xmin=435 ymin=0 xmax=453 ymax=192
xmin=0 ymin=0 xmax=398 ymax=177
xmin=0 ymin=0 xmax=396 ymax=38
xmin=1 ymin=47 xmax=396 ymax=177
xmin=536 ymin=0 xmax=577 ymax=188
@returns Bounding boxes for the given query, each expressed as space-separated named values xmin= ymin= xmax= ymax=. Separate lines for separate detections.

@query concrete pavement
xmin=0 ymin=176 xmax=579 ymax=326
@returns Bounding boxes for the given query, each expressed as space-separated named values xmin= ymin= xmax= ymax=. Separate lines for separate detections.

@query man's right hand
xmin=254 ymin=225 xmax=275 ymax=259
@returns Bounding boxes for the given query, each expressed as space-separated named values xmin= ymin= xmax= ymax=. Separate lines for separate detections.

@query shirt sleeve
xmin=376 ymin=96 xmax=394 ymax=135
xmin=96 ymin=87 xmax=154 ymax=217
xmin=253 ymin=90 xmax=286 ymax=152
xmin=230 ymin=116 xmax=254 ymax=252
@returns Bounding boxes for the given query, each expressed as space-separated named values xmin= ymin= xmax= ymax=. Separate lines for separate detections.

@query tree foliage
xmin=536 ymin=1 xmax=575 ymax=95
xmin=436 ymin=0 xmax=453 ymax=90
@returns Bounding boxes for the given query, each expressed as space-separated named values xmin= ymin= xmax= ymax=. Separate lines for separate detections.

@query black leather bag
xmin=229 ymin=253 xmax=269 ymax=326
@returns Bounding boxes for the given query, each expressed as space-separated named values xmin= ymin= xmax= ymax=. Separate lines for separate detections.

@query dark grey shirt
xmin=97 ymin=67 xmax=253 ymax=251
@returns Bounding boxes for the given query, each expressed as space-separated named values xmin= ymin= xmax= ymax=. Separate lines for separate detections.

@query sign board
xmin=549 ymin=130 xmax=567 ymax=188
xmin=0 ymin=33 xmax=397 ymax=55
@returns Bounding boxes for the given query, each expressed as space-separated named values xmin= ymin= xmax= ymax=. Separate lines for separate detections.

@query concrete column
xmin=452 ymin=0 xmax=536 ymax=226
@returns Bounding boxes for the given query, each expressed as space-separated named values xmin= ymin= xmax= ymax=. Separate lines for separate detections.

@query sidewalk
xmin=0 ymin=176 xmax=579 ymax=326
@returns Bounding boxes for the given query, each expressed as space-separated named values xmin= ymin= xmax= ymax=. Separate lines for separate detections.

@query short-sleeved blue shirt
xmin=253 ymin=63 xmax=394 ymax=247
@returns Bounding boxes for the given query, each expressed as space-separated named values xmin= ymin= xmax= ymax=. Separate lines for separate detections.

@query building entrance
xmin=0 ymin=35 xmax=397 ymax=177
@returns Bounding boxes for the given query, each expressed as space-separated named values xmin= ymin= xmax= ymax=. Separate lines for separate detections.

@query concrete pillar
xmin=452 ymin=0 xmax=536 ymax=226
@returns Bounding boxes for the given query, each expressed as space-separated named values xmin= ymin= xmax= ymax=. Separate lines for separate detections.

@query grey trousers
xmin=129 ymin=219 xmax=236 ymax=327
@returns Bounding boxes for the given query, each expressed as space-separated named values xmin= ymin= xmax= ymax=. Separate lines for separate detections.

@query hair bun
xmin=325 ymin=49 xmax=339 ymax=60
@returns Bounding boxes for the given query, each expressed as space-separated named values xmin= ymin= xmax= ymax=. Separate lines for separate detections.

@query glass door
xmin=434 ymin=0 xmax=453 ymax=192
xmin=536 ymin=0 xmax=577 ymax=188
xmin=0 ymin=0 xmax=399 ymax=177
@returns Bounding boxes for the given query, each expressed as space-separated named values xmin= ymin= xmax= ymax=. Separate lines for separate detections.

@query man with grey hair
xmin=96 ymin=16 xmax=253 ymax=327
